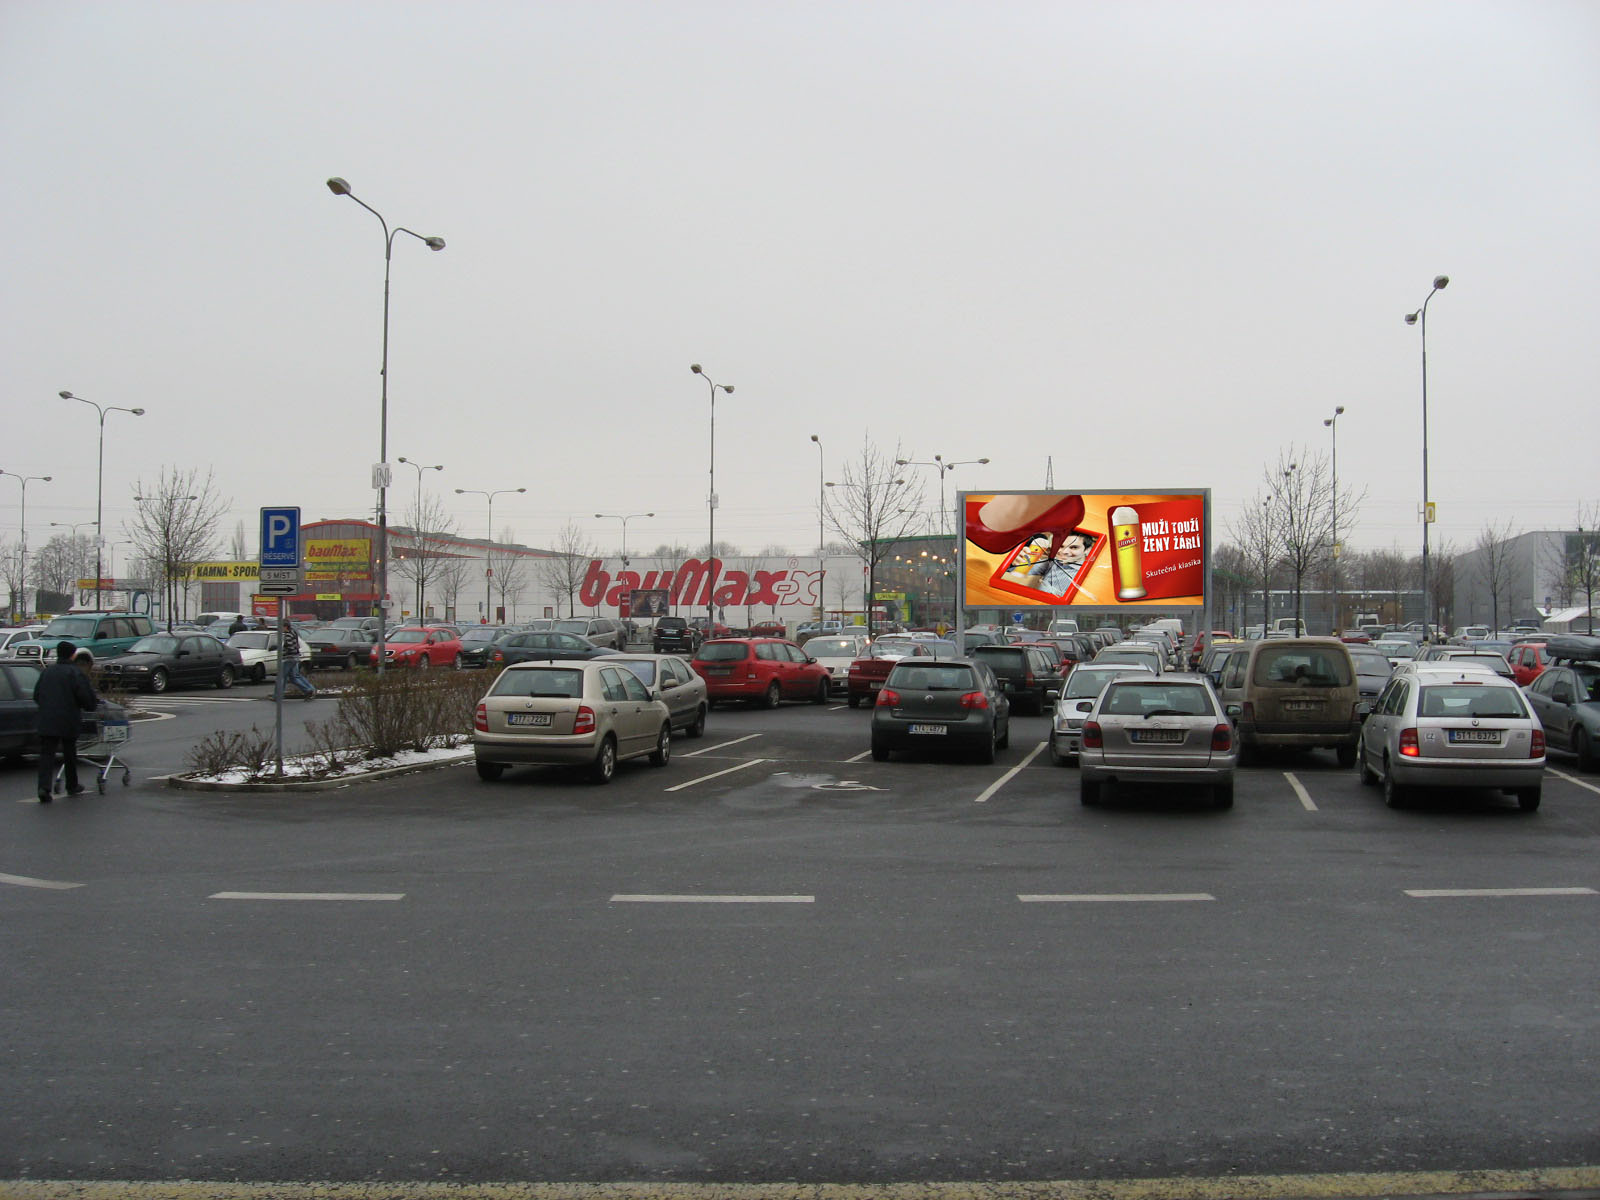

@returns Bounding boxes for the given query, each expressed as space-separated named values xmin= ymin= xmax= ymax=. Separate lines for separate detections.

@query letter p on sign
xmin=260 ymin=506 xmax=302 ymax=569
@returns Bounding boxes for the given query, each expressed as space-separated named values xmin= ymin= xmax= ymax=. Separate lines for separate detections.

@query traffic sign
xmin=260 ymin=507 xmax=302 ymax=569
xmin=260 ymin=567 xmax=300 ymax=583
xmin=258 ymin=583 xmax=298 ymax=596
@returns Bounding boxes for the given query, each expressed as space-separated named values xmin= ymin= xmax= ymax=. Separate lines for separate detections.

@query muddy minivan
xmin=1217 ymin=637 xmax=1362 ymax=765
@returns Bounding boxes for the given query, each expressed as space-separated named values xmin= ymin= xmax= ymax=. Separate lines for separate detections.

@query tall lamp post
xmin=456 ymin=486 xmax=524 ymax=622
xmin=326 ymin=176 xmax=446 ymax=673
xmin=593 ymin=512 xmax=654 ymax=568
xmin=397 ymin=457 xmax=443 ymax=617
xmin=1 ymin=470 xmax=51 ymax=620
xmin=690 ymin=364 xmax=733 ymax=634
xmin=809 ymin=435 xmax=826 ymax=623
xmin=894 ymin=454 xmax=990 ymax=537
xmin=1323 ymin=405 xmax=1345 ymax=634
xmin=1405 ymin=275 xmax=1449 ymax=639
xmin=58 ymin=391 xmax=143 ymax=610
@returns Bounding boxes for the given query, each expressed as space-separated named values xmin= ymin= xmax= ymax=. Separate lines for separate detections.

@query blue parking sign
xmin=260 ymin=506 xmax=301 ymax=568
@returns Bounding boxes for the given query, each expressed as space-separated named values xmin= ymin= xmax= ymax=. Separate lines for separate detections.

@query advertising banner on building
xmin=628 ymin=588 xmax=670 ymax=619
xmin=961 ymin=491 xmax=1208 ymax=609
xmin=195 ymin=561 xmax=261 ymax=581
xmin=305 ymin=538 xmax=371 ymax=567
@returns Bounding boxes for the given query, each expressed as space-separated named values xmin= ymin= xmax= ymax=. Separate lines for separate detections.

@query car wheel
xmin=347 ymin=654 xmax=359 ymax=670
xmin=975 ymin=726 xmax=997 ymax=765
xmin=416 ymin=657 xmax=430 ymax=671
xmin=452 ymin=653 xmax=463 ymax=670
xmin=1048 ymin=735 xmax=1066 ymax=766
xmin=1358 ymin=735 xmax=1379 ymax=786
xmin=1335 ymin=743 xmax=1356 ymax=769
xmin=870 ymin=736 xmax=890 ymax=762
xmin=475 ymin=760 xmax=504 ymax=782
xmin=649 ymin=724 xmax=671 ymax=767
xmin=1213 ymin=779 xmax=1235 ymax=809
xmin=1382 ymin=758 xmax=1407 ymax=809
xmin=1516 ymin=787 xmax=1541 ymax=812
xmin=688 ymin=705 xmax=706 ymax=738
xmin=217 ymin=665 xmax=234 ymax=690
xmin=251 ymin=664 xmax=266 ymax=683
xmin=996 ymin=715 xmax=1010 ymax=750
xmin=1575 ymin=728 xmax=1598 ymax=772
xmin=847 ymin=694 xmax=861 ymax=709
xmin=812 ymin=679 xmax=829 ymax=705
xmin=590 ymin=736 xmax=617 ymax=784
xmin=148 ymin=668 xmax=168 ymax=694
xmin=1080 ymin=778 xmax=1102 ymax=806
xmin=763 ymin=681 xmax=781 ymax=710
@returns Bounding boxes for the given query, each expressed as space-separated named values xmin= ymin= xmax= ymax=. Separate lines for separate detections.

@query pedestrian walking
xmin=228 ymin=615 xmax=246 ymax=636
xmin=281 ymin=628 xmax=316 ymax=700
xmin=34 ymin=641 xmax=98 ymax=802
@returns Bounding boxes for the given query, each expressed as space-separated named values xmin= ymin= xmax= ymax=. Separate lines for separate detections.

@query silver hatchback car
xmin=1357 ymin=667 xmax=1545 ymax=811
xmin=473 ymin=660 xmax=673 ymax=784
xmin=1079 ymin=675 xmax=1239 ymax=808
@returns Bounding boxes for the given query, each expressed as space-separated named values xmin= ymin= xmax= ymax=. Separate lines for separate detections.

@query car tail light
xmin=1531 ymin=728 xmax=1545 ymax=757
xmin=474 ymin=703 xmax=488 ymax=732
xmin=1399 ymin=728 xmax=1420 ymax=757
xmin=1211 ymin=723 xmax=1232 ymax=751
xmin=959 ymin=691 xmax=990 ymax=710
xmin=491 ymin=649 xmax=503 ymax=663
xmin=1240 ymin=701 xmax=1254 ymax=724
xmin=1081 ymin=721 xmax=1103 ymax=748
xmin=573 ymin=705 xmax=597 ymax=734
xmin=1023 ymin=671 xmax=1035 ymax=686
xmin=876 ymin=688 xmax=900 ymax=707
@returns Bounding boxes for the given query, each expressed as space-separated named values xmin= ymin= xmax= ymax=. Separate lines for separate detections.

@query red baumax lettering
xmin=579 ymin=559 xmax=822 ymax=610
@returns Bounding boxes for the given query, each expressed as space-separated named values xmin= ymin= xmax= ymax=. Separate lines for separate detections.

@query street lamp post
xmin=895 ymin=454 xmax=989 ymax=626
xmin=690 ymin=364 xmax=733 ymax=635
xmin=1405 ymin=275 xmax=1449 ymax=640
xmin=809 ymin=435 xmax=826 ymax=624
xmin=397 ymin=456 xmax=443 ymax=617
xmin=593 ymin=512 xmax=654 ymax=568
xmin=456 ymin=487 xmax=524 ymax=622
xmin=326 ymin=176 xmax=446 ymax=672
xmin=1 ymin=470 xmax=51 ymax=620
xmin=1323 ymin=405 xmax=1345 ymax=634
xmin=58 ymin=391 xmax=143 ymax=610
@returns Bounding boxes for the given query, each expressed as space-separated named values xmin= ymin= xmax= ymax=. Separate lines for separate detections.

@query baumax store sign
xmin=580 ymin=559 xmax=822 ymax=609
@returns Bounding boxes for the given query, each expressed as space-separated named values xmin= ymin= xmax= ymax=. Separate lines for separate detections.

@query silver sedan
xmin=1078 ymin=675 xmax=1238 ymax=808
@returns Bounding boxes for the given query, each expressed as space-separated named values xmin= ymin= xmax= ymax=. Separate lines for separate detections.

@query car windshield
xmin=656 ymin=618 xmax=686 ymax=629
xmin=1349 ymin=651 xmax=1391 ymax=675
xmin=553 ymin=621 xmax=588 ymax=635
xmin=43 ymin=617 xmax=99 ymax=638
xmin=129 ymin=636 xmax=179 ymax=654
xmin=388 ymin=630 xmax=427 ymax=644
xmin=1374 ymin=641 xmax=1415 ymax=657
xmin=228 ymin=633 xmax=273 ymax=649
xmin=492 ymin=668 xmax=585 ymax=699
xmin=1066 ymin=668 xmax=1139 ymax=698
xmin=614 ymin=660 xmax=658 ymax=686
xmin=1098 ymin=649 xmax=1157 ymax=664
xmin=806 ymin=638 xmax=862 ymax=657
xmin=1103 ymin=682 xmax=1212 ymax=716
xmin=1419 ymin=684 xmax=1529 ymax=719
xmin=886 ymin=664 xmax=975 ymax=691
xmin=695 ymin=642 xmax=750 ymax=662
xmin=1253 ymin=647 xmax=1353 ymax=687
xmin=971 ymin=647 xmax=1024 ymax=663
xmin=923 ymin=640 xmax=958 ymax=659
xmin=460 ymin=629 xmax=498 ymax=643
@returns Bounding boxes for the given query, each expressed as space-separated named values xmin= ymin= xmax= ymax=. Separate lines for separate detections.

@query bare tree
xmin=646 ymin=541 xmax=691 ymax=560
xmin=1473 ymin=518 xmax=1519 ymax=635
xmin=1265 ymin=447 xmax=1336 ymax=633
xmin=393 ymin=493 xmax=461 ymax=620
xmin=1 ymin=537 xmax=24 ymax=619
xmin=1357 ymin=547 xmax=1411 ymax=626
xmin=488 ymin=525 xmax=530 ymax=621
xmin=125 ymin=467 xmax=229 ymax=627
xmin=824 ymin=438 xmax=926 ymax=635
xmin=1425 ymin=540 xmax=1456 ymax=637
xmin=228 ymin=520 xmax=249 ymax=561
xmin=1228 ymin=493 xmax=1280 ymax=636
xmin=537 ymin=522 xmax=597 ymax=618
xmin=1556 ymin=503 xmax=1600 ymax=633
xmin=32 ymin=532 xmax=97 ymax=598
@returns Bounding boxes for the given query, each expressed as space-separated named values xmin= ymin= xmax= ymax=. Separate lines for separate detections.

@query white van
xmin=1048 ymin=618 xmax=1080 ymax=636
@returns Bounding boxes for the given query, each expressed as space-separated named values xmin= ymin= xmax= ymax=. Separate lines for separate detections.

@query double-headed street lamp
xmin=594 ymin=512 xmax=654 ymax=567
xmin=397 ymin=457 xmax=443 ymax=616
xmin=456 ymin=487 xmax=524 ymax=622
xmin=894 ymin=454 xmax=990 ymax=537
xmin=1323 ymin=406 xmax=1345 ymax=632
xmin=326 ymin=176 xmax=446 ymax=670
xmin=59 ymin=391 xmax=143 ymax=610
xmin=690 ymin=363 xmax=734 ymax=634
xmin=1405 ymin=276 xmax=1449 ymax=639
xmin=1 ymin=469 xmax=51 ymax=620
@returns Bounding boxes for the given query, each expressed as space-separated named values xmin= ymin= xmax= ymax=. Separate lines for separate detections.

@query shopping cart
xmin=54 ymin=699 xmax=133 ymax=795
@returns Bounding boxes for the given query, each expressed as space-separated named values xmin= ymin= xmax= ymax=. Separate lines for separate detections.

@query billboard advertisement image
xmin=962 ymin=491 xmax=1208 ymax=609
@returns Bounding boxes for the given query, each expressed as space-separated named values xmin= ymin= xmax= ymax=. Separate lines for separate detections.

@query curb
xmin=166 ymin=750 xmax=473 ymax=793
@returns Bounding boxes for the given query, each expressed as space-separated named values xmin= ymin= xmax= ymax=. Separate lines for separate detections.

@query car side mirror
xmin=1075 ymin=700 xmax=1093 ymax=712
xmin=1045 ymin=688 xmax=1059 ymax=701
xmin=1224 ymin=702 xmax=1242 ymax=720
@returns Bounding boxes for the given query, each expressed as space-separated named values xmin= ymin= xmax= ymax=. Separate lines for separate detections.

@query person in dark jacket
xmin=228 ymin=615 xmax=246 ymax=636
xmin=34 ymin=640 xmax=98 ymax=802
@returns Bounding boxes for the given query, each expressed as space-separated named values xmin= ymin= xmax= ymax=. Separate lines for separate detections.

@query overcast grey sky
xmin=4 ymin=0 xmax=1597 ymax=565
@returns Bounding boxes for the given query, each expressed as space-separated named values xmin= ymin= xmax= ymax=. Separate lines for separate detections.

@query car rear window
xmin=1418 ymin=684 xmax=1528 ymax=719
xmin=493 ymin=668 xmax=585 ymax=699
xmin=886 ymin=664 xmax=976 ymax=691
xmin=806 ymin=638 xmax=861 ymax=657
xmin=1102 ymin=682 xmax=1213 ymax=716
xmin=1253 ymin=646 xmax=1353 ymax=687
xmin=1066 ymin=668 xmax=1139 ymax=698
xmin=615 ymin=660 xmax=658 ymax=686
xmin=695 ymin=642 xmax=750 ymax=662
xmin=971 ymin=647 xmax=1025 ymax=665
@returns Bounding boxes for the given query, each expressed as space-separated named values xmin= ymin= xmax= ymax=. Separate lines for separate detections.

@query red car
xmin=1508 ymin=641 xmax=1554 ymax=687
xmin=369 ymin=625 xmax=465 ymax=669
xmin=691 ymin=638 xmax=830 ymax=707
xmin=846 ymin=638 xmax=936 ymax=708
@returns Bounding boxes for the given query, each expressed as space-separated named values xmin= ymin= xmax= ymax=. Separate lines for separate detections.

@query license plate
xmin=1131 ymin=729 xmax=1184 ymax=743
xmin=1448 ymin=729 xmax=1500 ymax=744
xmin=705 ymin=667 xmax=730 ymax=676
xmin=869 ymin=681 xmax=882 ymax=690
xmin=507 ymin=713 xmax=552 ymax=726
xmin=908 ymin=724 xmax=947 ymax=736
xmin=1284 ymin=700 xmax=1322 ymax=712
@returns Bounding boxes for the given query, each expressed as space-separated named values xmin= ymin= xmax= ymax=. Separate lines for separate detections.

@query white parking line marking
xmin=664 ymin=758 xmax=767 ymax=792
xmin=845 ymin=749 xmax=873 ymax=763
xmin=1405 ymin=887 xmax=1597 ymax=899
xmin=679 ymin=733 xmax=763 ymax=758
xmin=209 ymin=892 xmax=405 ymax=901
xmin=1548 ymin=766 xmax=1600 ymax=796
xmin=610 ymin=894 xmax=814 ymax=904
xmin=1283 ymin=772 xmax=1318 ymax=811
xmin=1020 ymin=893 xmax=1216 ymax=903
xmin=0 ymin=872 xmax=85 ymax=890
xmin=974 ymin=740 xmax=1047 ymax=803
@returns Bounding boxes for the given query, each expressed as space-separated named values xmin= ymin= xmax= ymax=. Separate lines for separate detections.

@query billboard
xmin=961 ymin=491 xmax=1209 ymax=609
xmin=628 ymin=587 xmax=670 ymax=619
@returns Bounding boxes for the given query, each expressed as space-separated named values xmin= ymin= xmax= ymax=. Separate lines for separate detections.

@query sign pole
xmin=275 ymin=605 xmax=286 ymax=779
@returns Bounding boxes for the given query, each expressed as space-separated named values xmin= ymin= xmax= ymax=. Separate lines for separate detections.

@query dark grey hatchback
xmin=869 ymin=657 xmax=1011 ymax=763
